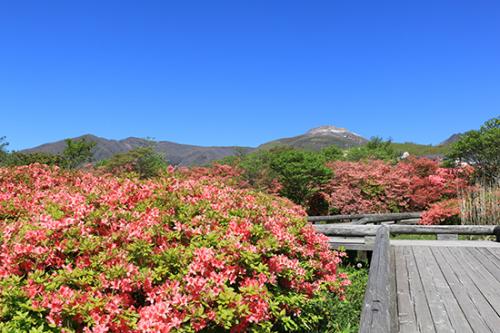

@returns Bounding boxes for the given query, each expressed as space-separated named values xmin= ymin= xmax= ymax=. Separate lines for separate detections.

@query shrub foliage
xmin=445 ymin=117 xmax=500 ymax=184
xmin=0 ymin=164 xmax=349 ymax=333
xmin=316 ymin=158 xmax=471 ymax=215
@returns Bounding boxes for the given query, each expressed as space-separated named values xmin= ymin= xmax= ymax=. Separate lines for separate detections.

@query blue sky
xmin=1 ymin=0 xmax=499 ymax=150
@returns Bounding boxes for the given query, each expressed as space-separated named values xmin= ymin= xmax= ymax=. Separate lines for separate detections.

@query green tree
xmin=0 ymin=136 xmax=8 ymax=163
xmin=235 ymin=147 xmax=332 ymax=205
xmin=445 ymin=117 xmax=500 ymax=184
xmin=0 ymin=136 xmax=8 ymax=152
xmin=98 ymin=146 xmax=167 ymax=179
xmin=345 ymin=137 xmax=398 ymax=162
xmin=2 ymin=151 xmax=62 ymax=167
xmin=269 ymin=149 xmax=332 ymax=205
xmin=238 ymin=148 xmax=277 ymax=188
xmin=61 ymin=138 xmax=96 ymax=169
xmin=321 ymin=145 xmax=343 ymax=161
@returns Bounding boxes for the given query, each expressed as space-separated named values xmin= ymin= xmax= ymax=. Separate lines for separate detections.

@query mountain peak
xmin=440 ymin=133 xmax=463 ymax=146
xmin=257 ymin=125 xmax=367 ymax=151
xmin=306 ymin=125 xmax=360 ymax=137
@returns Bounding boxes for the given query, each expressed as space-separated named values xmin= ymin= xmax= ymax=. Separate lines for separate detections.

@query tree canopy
xmin=97 ymin=146 xmax=167 ymax=179
xmin=345 ymin=137 xmax=399 ymax=162
xmin=446 ymin=117 xmax=500 ymax=184
xmin=60 ymin=138 xmax=96 ymax=169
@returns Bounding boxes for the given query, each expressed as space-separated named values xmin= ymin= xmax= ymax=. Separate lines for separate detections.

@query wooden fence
xmin=312 ymin=223 xmax=500 ymax=333
xmin=307 ymin=212 xmax=422 ymax=225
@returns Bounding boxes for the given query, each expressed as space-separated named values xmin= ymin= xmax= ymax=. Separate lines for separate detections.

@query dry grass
xmin=459 ymin=182 xmax=500 ymax=225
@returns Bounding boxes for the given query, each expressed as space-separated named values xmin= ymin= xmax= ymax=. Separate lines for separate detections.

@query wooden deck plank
xmin=412 ymin=246 xmax=454 ymax=332
xmin=476 ymin=247 xmax=500 ymax=272
xmin=414 ymin=246 xmax=472 ymax=333
xmin=430 ymin=247 xmax=493 ymax=332
xmin=391 ymin=240 xmax=500 ymax=247
xmin=450 ymin=247 xmax=500 ymax=314
xmin=438 ymin=247 xmax=500 ymax=331
xmin=394 ymin=246 xmax=418 ymax=333
xmin=486 ymin=247 xmax=500 ymax=259
xmin=465 ymin=247 xmax=500 ymax=283
xmin=404 ymin=246 xmax=436 ymax=332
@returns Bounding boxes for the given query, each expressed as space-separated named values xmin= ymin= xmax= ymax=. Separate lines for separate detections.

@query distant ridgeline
xmin=21 ymin=126 xmax=455 ymax=166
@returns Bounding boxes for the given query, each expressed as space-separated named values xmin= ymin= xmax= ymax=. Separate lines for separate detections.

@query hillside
xmin=21 ymin=125 xmax=460 ymax=165
xmin=440 ymin=133 xmax=463 ymax=146
xmin=23 ymin=134 xmax=254 ymax=166
xmin=258 ymin=126 xmax=368 ymax=151
xmin=389 ymin=142 xmax=450 ymax=157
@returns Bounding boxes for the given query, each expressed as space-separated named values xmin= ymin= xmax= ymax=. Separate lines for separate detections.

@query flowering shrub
xmin=177 ymin=164 xmax=250 ymax=189
xmin=318 ymin=160 xmax=411 ymax=214
xmin=399 ymin=158 xmax=473 ymax=210
xmin=0 ymin=164 xmax=349 ymax=332
xmin=420 ymin=199 xmax=461 ymax=225
xmin=318 ymin=158 xmax=471 ymax=215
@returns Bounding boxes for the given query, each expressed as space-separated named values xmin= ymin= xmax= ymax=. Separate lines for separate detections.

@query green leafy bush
xmin=345 ymin=137 xmax=399 ymax=162
xmin=97 ymin=146 xmax=167 ymax=179
xmin=225 ymin=147 xmax=332 ymax=206
xmin=1 ymin=151 xmax=62 ymax=167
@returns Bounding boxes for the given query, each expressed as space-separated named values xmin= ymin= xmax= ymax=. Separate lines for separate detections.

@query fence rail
xmin=307 ymin=212 xmax=422 ymax=224
xmin=359 ymin=226 xmax=396 ymax=333
xmin=314 ymin=224 xmax=500 ymax=237
xmin=313 ymin=224 xmax=500 ymax=250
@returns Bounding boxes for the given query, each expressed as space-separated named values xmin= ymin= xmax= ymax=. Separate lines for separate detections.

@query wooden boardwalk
xmin=311 ymin=220 xmax=500 ymax=333
xmin=394 ymin=242 xmax=500 ymax=333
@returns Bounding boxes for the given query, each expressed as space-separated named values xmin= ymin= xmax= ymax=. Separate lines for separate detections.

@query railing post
xmin=437 ymin=234 xmax=458 ymax=240
xmin=494 ymin=226 xmax=500 ymax=243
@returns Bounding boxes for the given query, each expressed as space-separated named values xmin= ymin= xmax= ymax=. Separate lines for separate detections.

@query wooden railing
xmin=334 ymin=224 xmax=500 ymax=333
xmin=309 ymin=213 xmax=500 ymax=250
xmin=359 ymin=226 xmax=396 ymax=333
xmin=313 ymin=224 xmax=500 ymax=250
xmin=307 ymin=212 xmax=422 ymax=225
xmin=314 ymin=224 xmax=500 ymax=238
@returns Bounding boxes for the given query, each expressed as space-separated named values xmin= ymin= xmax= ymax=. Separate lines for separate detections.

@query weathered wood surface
xmin=393 ymin=243 xmax=500 ymax=332
xmin=308 ymin=214 xmax=371 ymax=222
xmin=348 ymin=222 xmax=500 ymax=332
xmin=314 ymin=224 xmax=500 ymax=237
xmin=353 ymin=212 xmax=422 ymax=225
xmin=396 ymin=218 xmax=420 ymax=225
xmin=327 ymin=236 xmax=374 ymax=251
xmin=436 ymin=233 xmax=458 ymax=240
xmin=308 ymin=212 xmax=422 ymax=224
xmin=391 ymin=239 xmax=500 ymax=247
xmin=319 ymin=223 xmax=500 ymax=331
xmin=360 ymin=226 xmax=397 ymax=333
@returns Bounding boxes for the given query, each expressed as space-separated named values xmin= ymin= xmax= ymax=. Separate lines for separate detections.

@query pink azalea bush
xmin=177 ymin=164 xmax=250 ymax=189
xmin=420 ymin=199 xmax=461 ymax=225
xmin=318 ymin=158 xmax=471 ymax=215
xmin=0 ymin=164 xmax=349 ymax=332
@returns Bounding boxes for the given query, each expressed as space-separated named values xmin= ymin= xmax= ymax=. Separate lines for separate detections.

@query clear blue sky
xmin=1 ymin=0 xmax=499 ymax=150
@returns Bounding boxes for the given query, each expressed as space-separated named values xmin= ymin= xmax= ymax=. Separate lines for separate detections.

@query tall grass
xmin=459 ymin=181 xmax=500 ymax=225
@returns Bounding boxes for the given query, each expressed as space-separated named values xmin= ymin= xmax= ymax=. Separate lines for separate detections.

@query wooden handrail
xmin=307 ymin=212 xmax=422 ymax=224
xmin=314 ymin=224 xmax=500 ymax=238
xmin=353 ymin=212 xmax=422 ymax=225
xmin=308 ymin=214 xmax=373 ymax=222
xmin=359 ymin=226 xmax=397 ymax=332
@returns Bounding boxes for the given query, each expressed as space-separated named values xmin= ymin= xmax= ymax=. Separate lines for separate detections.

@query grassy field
xmin=390 ymin=142 xmax=450 ymax=156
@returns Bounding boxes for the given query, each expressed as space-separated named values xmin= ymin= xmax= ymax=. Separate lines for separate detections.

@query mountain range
xmin=22 ymin=126 xmax=454 ymax=166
